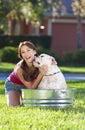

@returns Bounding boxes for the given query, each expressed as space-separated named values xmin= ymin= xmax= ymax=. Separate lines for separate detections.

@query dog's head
xmin=33 ymin=53 xmax=57 ymax=68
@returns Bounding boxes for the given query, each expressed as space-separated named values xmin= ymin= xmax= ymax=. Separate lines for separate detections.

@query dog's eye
xmin=40 ymin=55 xmax=44 ymax=58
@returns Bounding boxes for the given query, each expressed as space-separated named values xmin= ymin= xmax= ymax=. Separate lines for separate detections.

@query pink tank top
xmin=9 ymin=61 xmax=24 ymax=85
xmin=9 ymin=61 xmax=35 ymax=85
xmin=10 ymin=71 xmax=24 ymax=85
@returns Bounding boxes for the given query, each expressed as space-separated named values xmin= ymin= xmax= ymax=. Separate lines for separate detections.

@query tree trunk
xmin=77 ymin=15 xmax=83 ymax=49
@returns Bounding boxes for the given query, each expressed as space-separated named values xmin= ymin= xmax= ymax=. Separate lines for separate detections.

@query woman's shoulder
xmin=15 ymin=60 xmax=23 ymax=70
xmin=17 ymin=60 xmax=23 ymax=65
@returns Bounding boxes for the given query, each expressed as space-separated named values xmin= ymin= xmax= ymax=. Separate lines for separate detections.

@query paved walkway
xmin=64 ymin=73 xmax=85 ymax=80
xmin=0 ymin=73 xmax=85 ymax=80
xmin=0 ymin=73 xmax=10 ymax=80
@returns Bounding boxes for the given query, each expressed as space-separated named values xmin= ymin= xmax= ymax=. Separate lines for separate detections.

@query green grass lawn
xmin=0 ymin=62 xmax=85 ymax=73
xmin=60 ymin=66 xmax=85 ymax=73
xmin=0 ymin=62 xmax=15 ymax=72
xmin=0 ymin=80 xmax=85 ymax=130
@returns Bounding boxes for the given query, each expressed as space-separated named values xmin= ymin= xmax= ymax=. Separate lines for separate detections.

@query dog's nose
xmin=37 ymin=61 xmax=40 ymax=64
xmin=33 ymin=59 xmax=35 ymax=62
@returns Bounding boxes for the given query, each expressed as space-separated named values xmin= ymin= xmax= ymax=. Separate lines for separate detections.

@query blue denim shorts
xmin=5 ymin=77 xmax=26 ymax=94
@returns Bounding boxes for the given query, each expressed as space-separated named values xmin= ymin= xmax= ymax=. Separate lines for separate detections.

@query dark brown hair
xmin=18 ymin=41 xmax=39 ymax=81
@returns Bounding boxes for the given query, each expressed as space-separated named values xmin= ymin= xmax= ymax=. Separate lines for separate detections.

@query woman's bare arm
xmin=17 ymin=65 xmax=47 ymax=89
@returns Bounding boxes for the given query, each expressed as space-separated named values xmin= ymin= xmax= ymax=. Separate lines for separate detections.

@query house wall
xmin=20 ymin=19 xmax=36 ymax=35
xmin=44 ymin=17 xmax=85 ymax=57
xmin=51 ymin=22 xmax=77 ymax=57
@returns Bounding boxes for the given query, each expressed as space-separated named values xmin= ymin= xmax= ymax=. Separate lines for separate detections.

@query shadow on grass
xmin=67 ymin=80 xmax=85 ymax=84
xmin=60 ymin=105 xmax=85 ymax=115
xmin=75 ymin=88 xmax=85 ymax=100
xmin=36 ymin=103 xmax=85 ymax=114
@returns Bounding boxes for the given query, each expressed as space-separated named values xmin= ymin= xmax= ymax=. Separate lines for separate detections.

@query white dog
xmin=33 ymin=53 xmax=67 ymax=89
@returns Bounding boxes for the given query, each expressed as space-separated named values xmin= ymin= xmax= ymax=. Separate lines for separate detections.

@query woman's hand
xmin=39 ymin=65 xmax=48 ymax=76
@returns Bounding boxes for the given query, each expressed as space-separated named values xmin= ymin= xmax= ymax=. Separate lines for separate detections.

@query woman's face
xmin=21 ymin=45 xmax=36 ymax=63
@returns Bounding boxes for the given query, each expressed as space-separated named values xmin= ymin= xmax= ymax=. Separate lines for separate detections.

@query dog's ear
xmin=51 ymin=57 xmax=57 ymax=65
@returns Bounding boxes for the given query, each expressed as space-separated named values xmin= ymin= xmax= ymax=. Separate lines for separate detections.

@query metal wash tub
xmin=22 ymin=88 xmax=76 ymax=108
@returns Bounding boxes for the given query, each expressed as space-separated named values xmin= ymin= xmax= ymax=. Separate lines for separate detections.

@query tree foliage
xmin=0 ymin=0 xmax=10 ymax=33
xmin=0 ymin=0 xmax=44 ymax=34
xmin=72 ymin=0 xmax=85 ymax=17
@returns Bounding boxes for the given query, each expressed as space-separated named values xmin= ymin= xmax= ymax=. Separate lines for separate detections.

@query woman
xmin=5 ymin=41 xmax=47 ymax=107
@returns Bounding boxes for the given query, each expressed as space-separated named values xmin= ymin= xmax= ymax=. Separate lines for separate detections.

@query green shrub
xmin=0 ymin=50 xmax=2 ymax=62
xmin=1 ymin=46 xmax=19 ymax=63
xmin=74 ymin=49 xmax=85 ymax=65
xmin=0 ymin=35 xmax=51 ymax=49
xmin=63 ymin=51 xmax=75 ymax=65
xmin=63 ymin=49 xmax=85 ymax=66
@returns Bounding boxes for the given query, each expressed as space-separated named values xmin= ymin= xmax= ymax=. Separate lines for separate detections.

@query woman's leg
xmin=7 ymin=90 xmax=21 ymax=106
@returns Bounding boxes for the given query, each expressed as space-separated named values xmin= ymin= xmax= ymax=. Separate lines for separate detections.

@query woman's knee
xmin=7 ymin=91 xmax=21 ymax=107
